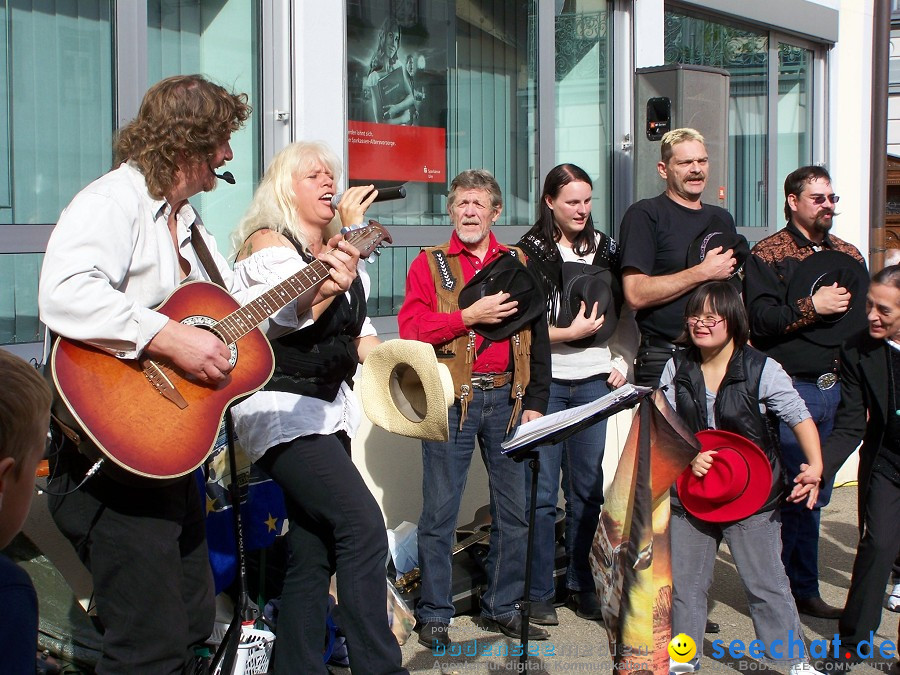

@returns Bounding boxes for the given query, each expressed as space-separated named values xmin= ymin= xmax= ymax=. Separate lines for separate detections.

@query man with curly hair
xmin=38 ymin=75 xmax=256 ymax=673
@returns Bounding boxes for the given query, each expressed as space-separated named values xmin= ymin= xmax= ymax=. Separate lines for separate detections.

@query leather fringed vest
xmin=424 ymin=244 xmax=532 ymax=432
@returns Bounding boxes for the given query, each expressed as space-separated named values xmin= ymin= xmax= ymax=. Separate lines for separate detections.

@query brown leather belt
xmin=471 ymin=372 xmax=512 ymax=390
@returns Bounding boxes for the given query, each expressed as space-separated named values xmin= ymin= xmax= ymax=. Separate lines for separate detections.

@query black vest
xmin=672 ymin=345 xmax=786 ymax=515
xmin=266 ymin=240 xmax=367 ymax=402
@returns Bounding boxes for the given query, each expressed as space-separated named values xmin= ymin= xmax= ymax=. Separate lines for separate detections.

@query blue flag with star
xmin=200 ymin=425 xmax=287 ymax=593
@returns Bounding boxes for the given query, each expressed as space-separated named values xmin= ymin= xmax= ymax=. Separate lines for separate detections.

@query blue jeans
xmin=779 ymin=380 xmax=840 ymax=600
xmin=417 ymin=384 xmax=529 ymax=623
xmin=671 ymin=509 xmax=810 ymax=667
xmin=527 ymin=376 xmax=611 ymax=601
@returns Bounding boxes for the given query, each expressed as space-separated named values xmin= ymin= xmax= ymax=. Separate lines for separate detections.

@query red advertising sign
xmin=346 ymin=5 xmax=448 ymax=185
xmin=348 ymin=121 xmax=445 ymax=183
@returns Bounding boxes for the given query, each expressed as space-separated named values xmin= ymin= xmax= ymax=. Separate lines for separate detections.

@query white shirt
xmin=39 ymin=162 xmax=238 ymax=359
xmin=550 ymin=239 xmax=629 ymax=381
xmin=230 ymin=247 xmax=377 ymax=462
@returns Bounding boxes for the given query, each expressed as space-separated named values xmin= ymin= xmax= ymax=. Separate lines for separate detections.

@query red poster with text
xmin=348 ymin=121 xmax=445 ymax=183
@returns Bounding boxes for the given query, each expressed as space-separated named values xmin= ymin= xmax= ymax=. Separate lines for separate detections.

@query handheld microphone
xmin=214 ymin=170 xmax=236 ymax=185
xmin=331 ymin=185 xmax=406 ymax=209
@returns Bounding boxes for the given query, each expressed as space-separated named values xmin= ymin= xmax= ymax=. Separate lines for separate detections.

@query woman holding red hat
xmin=659 ymin=281 xmax=824 ymax=675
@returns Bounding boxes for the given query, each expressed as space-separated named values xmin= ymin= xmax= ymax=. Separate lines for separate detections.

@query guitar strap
xmin=190 ymin=225 xmax=228 ymax=290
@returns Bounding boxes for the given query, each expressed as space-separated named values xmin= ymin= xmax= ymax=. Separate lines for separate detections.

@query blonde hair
xmin=233 ymin=141 xmax=342 ymax=253
xmin=0 ymin=351 xmax=51 ymax=479
xmin=660 ymin=128 xmax=705 ymax=163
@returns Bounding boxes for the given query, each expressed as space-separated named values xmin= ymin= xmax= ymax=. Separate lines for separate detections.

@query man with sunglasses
xmin=744 ymin=165 xmax=866 ymax=620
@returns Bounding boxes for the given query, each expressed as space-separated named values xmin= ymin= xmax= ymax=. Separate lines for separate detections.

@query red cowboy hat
xmin=676 ymin=430 xmax=772 ymax=523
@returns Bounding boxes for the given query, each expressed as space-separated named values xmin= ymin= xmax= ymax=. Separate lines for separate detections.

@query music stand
xmin=500 ymin=384 xmax=653 ymax=667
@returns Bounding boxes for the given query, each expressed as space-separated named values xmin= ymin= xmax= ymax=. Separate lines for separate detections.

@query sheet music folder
xmin=501 ymin=383 xmax=653 ymax=457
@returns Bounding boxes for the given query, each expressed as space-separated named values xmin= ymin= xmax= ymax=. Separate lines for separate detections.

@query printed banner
xmin=348 ymin=120 xmax=446 ymax=183
xmin=590 ymin=392 xmax=698 ymax=674
xmin=347 ymin=3 xmax=448 ymax=183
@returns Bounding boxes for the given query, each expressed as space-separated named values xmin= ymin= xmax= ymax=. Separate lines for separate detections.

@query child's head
xmin=0 ymin=350 xmax=51 ymax=549
xmin=679 ymin=281 xmax=750 ymax=350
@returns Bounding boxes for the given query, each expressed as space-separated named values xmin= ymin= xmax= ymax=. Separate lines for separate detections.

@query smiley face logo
xmin=668 ymin=633 xmax=697 ymax=663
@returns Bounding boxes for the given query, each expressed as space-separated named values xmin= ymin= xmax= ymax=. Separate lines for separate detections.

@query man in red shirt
xmin=398 ymin=168 xmax=551 ymax=648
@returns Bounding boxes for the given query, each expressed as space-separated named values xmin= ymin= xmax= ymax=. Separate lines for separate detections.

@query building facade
xmin=5 ymin=0 xmax=882 ymax=554
xmin=0 ymin=0 xmax=873 ymax=355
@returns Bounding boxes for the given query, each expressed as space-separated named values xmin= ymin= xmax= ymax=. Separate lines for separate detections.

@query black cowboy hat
xmin=785 ymin=249 xmax=870 ymax=347
xmin=686 ymin=216 xmax=750 ymax=288
xmin=556 ymin=261 xmax=621 ymax=348
xmin=457 ymin=253 xmax=544 ymax=341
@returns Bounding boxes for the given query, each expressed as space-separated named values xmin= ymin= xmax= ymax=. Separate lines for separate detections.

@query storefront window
xmin=0 ymin=1 xmax=113 ymax=344
xmin=347 ymin=0 xmax=536 ymax=227
xmin=346 ymin=1 xmax=538 ymax=316
xmin=147 ymin=0 xmax=260 ymax=254
xmin=664 ymin=10 xmax=770 ymax=234
xmin=777 ymin=43 xmax=813 ymax=190
xmin=554 ymin=2 xmax=613 ymax=235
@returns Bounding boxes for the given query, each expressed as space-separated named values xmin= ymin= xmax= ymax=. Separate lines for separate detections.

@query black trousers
xmin=48 ymin=443 xmax=214 ymax=674
xmin=634 ymin=343 xmax=682 ymax=388
xmin=256 ymin=432 xmax=406 ymax=675
xmin=839 ymin=469 xmax=900 ymax=649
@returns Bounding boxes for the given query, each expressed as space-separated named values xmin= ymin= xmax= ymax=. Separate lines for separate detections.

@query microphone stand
xmin=210 ymin=406 xmax=257 ymax=675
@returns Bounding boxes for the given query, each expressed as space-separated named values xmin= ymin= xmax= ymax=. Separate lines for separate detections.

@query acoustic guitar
xmin=50 ymin=221 xmax=391 ymax=481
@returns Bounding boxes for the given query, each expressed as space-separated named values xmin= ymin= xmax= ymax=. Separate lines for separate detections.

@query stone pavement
xmin=374 ymin=485 xmax=899 ymax=674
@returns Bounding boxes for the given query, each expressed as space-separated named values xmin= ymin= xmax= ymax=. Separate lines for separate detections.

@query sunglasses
xmin=806 ymin=193 xmax=840 ymax=205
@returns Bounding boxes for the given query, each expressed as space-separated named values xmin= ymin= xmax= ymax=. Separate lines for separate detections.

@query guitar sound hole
xmin=181 ymin=316 xmax=238 ymax=367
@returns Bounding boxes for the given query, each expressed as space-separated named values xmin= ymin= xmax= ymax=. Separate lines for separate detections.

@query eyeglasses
xmin=807 ymin=193 xmax=840 ymax=205
xmin=686 ymin=317 xmax=726 ymax=329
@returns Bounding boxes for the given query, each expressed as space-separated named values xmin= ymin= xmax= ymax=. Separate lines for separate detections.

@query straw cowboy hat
xmin=359 ymin=339 xmax=455 ymax=442
xmin=676 ymin=430 xmax=772 ymax=523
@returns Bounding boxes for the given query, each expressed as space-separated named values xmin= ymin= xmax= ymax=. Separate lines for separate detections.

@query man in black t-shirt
xmin=619 ymin=128 xmax=739 ymax=387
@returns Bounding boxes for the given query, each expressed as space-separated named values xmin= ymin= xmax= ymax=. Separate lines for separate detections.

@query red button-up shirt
xmin=398 ymin=230 xmax=511 ymax=373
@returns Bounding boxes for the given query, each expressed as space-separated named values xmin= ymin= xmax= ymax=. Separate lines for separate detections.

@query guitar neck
xmin=216 ymin=259 xmax=331 ymax=344
xmin=213 ymin=221 xmax=390 ymax=345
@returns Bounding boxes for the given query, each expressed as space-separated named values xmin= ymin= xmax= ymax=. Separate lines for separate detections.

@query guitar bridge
xmin=140 ymin=358 xmax=189 ymax=409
